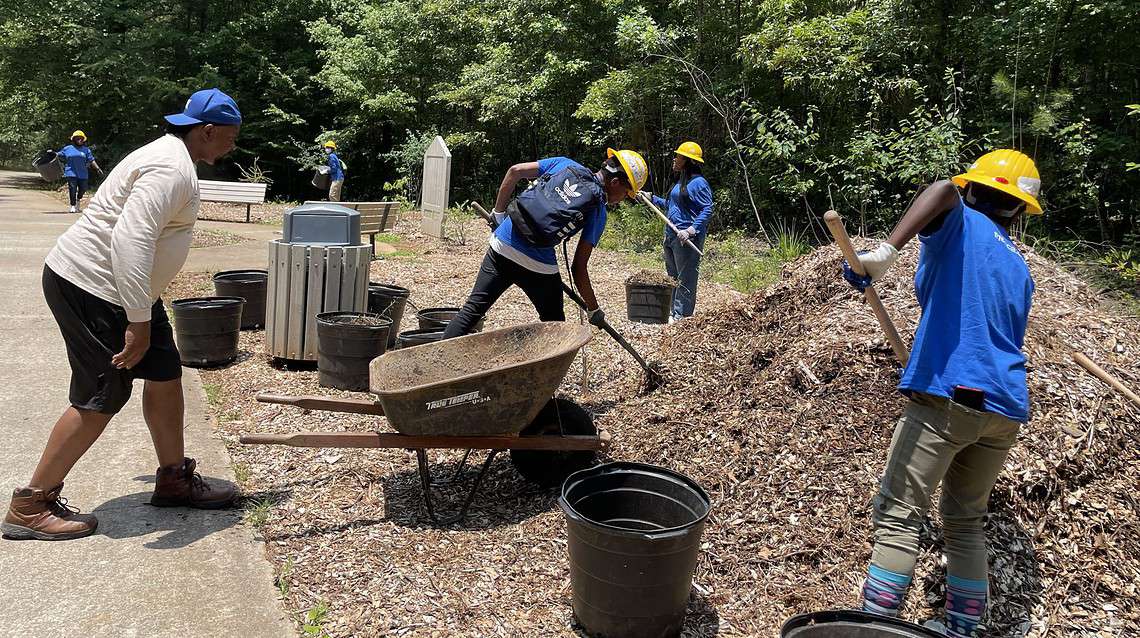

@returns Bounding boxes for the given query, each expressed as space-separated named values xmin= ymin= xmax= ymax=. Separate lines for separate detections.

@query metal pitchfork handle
xmin=469 ymin=202 xmax=660 ymax=381
xmin=824 ymin=210 xmax=910 ymax=366
xmin=635 ymin=192 xmax=705 ymax=256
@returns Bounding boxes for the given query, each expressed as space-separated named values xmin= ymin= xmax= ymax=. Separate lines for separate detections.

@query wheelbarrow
xmin=241 ymin=322 xmax=611 ymax=525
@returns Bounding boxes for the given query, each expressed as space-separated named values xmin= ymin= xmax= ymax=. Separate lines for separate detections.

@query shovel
xmin=824 ymin=210 xmax=910 ymax=366
xmin=635 ymin=192 xmax=705 ymax=256
xmin=470 ymin=202 xmax=665 ymax=389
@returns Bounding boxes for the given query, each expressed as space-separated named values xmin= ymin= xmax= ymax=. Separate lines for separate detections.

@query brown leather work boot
xmin=2 ymin=483 xmax=98 ymax=541
xmin=150 ymin=458 xmax=237 ymax=509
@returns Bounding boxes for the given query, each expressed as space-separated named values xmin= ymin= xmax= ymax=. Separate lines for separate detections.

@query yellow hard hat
xmin=952 ymin=149 xmax=1042 ymax=215
xmin=322 ymin=140 xmax=336 ymax=149
xmin=606 ymin=148 xmax=648 ymax=194
xmin=675 ymin=141 xmax=704 ymax=163
xmin=71 ymin=130 xmax=86 ymax=141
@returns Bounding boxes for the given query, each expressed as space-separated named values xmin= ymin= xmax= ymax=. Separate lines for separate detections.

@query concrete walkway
xmin=0 ymin=171 xmax=293 ymax=637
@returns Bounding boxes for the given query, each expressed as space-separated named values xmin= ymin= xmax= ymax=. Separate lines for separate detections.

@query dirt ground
xmin=171 ymin=214 xmax=742 ymax=637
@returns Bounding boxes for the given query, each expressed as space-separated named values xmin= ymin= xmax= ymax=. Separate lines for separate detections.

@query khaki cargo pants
xmin=329 ymin=179 xmax=344 ymax=202
xmin=870 ymin=392 xmax=1020 ymax=581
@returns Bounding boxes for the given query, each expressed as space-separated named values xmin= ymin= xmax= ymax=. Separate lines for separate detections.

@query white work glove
xmin=675 ymin=227 xmax=697 ymax=244
xmin=854 ymin=242 xmax=900 ymax=281
xmin=492 ymin=209 xmax=508 ymax=225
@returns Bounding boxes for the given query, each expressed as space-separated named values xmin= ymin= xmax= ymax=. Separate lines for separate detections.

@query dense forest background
xmin=2 ymin=0 xmax=1138 ymax=243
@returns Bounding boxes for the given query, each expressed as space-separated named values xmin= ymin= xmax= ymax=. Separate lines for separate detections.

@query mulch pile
xmin=599 ymin=240 xmax=1139 ymax=636
xmin=198 ymin=216 xmax=1137 ymax=636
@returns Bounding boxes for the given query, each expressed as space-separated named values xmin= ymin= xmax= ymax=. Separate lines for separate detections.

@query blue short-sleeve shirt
xmin=59 ymin=144 xmax=95 ymax=180
xmin=898 ymin=197 xmax=1035 ymax=421
xmin=490 ymin=157 xmax=607 ymax=274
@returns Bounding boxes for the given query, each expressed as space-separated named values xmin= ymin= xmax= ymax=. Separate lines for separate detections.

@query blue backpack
xmin=509 ymin=165 xmax=604 ymax=248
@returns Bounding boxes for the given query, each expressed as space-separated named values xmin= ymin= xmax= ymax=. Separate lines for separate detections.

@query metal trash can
xmin=266 ymin=202 xmax=370 ymax=361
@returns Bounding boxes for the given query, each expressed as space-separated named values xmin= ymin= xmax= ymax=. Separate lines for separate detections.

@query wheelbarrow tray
xmin=369 ymin=322 xmax=591 ymax=436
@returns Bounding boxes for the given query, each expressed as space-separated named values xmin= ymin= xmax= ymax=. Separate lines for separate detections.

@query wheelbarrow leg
xmin=429 ymin=449 xmax=474 ymax=487
xmin=415 ymin=449 xmax=499 ymax=526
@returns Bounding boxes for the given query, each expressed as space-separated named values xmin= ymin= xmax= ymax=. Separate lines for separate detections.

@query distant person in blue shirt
xmin=443 ymin=149 xmax=648 ymax=338
xmin=843 ymin=150 xmax=1044 ymax=638
xmin=645 ymin=141 xmax=714 ymax=321
xmin=58 ymin=130 xmax=103 ymax=213
xmin=323 ymin=140 xmax=345 ymax=201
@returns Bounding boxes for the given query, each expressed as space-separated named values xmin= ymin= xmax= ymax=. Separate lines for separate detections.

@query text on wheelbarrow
xmin=425 ymin=390 xmax=491 ymax=411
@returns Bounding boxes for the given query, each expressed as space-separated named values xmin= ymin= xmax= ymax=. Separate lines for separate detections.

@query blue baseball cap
xmin=164 ymin=88 xmax=242 ymax=126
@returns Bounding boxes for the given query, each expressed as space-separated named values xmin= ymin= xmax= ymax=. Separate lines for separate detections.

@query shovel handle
xmin=824 ymin=210 xmax=910 ymax=366
xmin=1073 ymin=352 xmax=1140 ymax=409
xmin=635 ymin=192 xmax=705 ymax=256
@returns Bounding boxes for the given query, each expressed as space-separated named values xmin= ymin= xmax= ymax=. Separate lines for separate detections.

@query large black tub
xmin=560 ymin=462 xmax=711 ymax=638
xmin=781 ymin=610 xmax=946 ymax=638
xmin=171 ymin=297 xmax=245 ymax=367
xmin=213 ymin=269 xmax=268 ymax=330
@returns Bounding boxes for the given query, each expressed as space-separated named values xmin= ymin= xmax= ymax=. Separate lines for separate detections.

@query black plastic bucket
xmin=560 ymin=462 xmax=711 ymax=638
xmin=171 ymin=297 xmax=244 ymax=367
xmin=395 ymin=327 xmax=446 ymax=349
xmin=415 ymin=306 xmax=484 ymax=332
xmin=316 ymin=312 xmax=391 ymax=391
xmin=781 ymin=611 xmax=946 ymax=637
xmin=212 ymin=269 xmax=268 ymax=330
xmin=625 ymin=283 xmax=674 ymax=324
xmin=367 ymin=283 xmax=410 ymax=348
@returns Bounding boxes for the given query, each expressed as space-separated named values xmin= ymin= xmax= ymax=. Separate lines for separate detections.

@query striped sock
xmin=862 ymin=564 xmax=911 ymax=617
xmin=944 ymin=575 xmax=987 ymax=637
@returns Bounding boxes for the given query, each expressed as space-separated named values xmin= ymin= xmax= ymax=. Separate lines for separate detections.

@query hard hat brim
xmin=675 ymin=150 xmax=704 ymax=163
xmin=606 ymin=148 xmax=640 ymax=195
xmin=953 ymin=173 xmax=1043 ymax=215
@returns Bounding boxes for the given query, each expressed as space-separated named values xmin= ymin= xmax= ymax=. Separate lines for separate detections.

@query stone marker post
xmin=420 ymin=136 xmax=451 ymax=238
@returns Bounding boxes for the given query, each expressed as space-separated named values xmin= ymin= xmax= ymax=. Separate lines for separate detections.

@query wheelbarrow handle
xmin=256 ymin=393 xmax=386 ymax=415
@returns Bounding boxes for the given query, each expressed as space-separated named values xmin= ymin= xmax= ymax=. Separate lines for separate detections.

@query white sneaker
xmin=68 ymin=205 xmax=76 ymax=213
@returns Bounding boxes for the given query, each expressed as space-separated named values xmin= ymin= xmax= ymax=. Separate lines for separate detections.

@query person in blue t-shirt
xmin=442 ymin=149 xmax=648 ymax=338
xmin=58 ymin=130 xmax=103 ymax=213
xmin=645 ymin=141 xmax=714 ymax=321
xmin=323 ymin=140 xmax=345 ymax=201
xmin=842 ymin=149 xmax=1044 ymax=637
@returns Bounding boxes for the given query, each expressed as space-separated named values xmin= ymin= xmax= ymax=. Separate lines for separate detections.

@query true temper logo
xmin=555 ymin=179 xmax=581 ymax=205
xmin=425 ymin=390 xmax=490 ymax=411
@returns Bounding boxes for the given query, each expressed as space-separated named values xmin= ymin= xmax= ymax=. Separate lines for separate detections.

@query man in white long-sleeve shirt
xmin=2 ymin=89 xmax=243 ymax=541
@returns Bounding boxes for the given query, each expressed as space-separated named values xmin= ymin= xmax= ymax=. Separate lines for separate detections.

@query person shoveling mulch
xmin=597 ymin=241 xmax=1140 ymax=637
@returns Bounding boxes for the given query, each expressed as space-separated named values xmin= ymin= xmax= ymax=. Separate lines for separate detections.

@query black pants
xmin=66 ymin=177 xmax=88 ymax=206
xmin=443 ymin=249 xmax=566 ymax=338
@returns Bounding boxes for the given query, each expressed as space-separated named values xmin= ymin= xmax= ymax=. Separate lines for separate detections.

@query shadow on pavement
xmin=91 ymin=474 xmax=243 ymax=550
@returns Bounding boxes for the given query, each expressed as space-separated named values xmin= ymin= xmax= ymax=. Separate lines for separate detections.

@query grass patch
xmin=301 ymin=601 xmax=330 ymax=636
xmin=203 ymin=382 xmax=222 ymax=408
xmin=244 ymin=495 xmax=274 ymax=528
xmin=373 ymin=232 xmax=400 ymax=244
xmin=232 ymin=463 xmax=250 ymax=485
xmin=276 ymin=557 xmax=293 ymax=598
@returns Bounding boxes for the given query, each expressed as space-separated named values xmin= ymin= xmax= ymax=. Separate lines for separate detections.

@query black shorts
xmin=42 ymin=265 xmax=182 ymax=415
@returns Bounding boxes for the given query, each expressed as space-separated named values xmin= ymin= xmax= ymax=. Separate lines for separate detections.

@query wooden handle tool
xmin=824 ymin=210 xmax=910 ymax=366
xmin=1073 ymin=352 xmax=1140 ymax=409
xmin=635 ymin=192 xmax=705 ymax=256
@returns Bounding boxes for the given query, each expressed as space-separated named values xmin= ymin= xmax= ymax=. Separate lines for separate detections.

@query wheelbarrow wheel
xmin=510 ymin=398 xmax=596 ymax=487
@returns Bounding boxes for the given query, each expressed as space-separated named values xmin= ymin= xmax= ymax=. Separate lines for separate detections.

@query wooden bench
xmin=201 ymin=180 xmax=268 ymax=222
xmin=304 ymin=201 xmax=400 ymax=257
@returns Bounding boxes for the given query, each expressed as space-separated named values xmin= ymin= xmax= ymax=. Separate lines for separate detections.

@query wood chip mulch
xmin=184 ymin=217 xmax=1137 ymax=637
